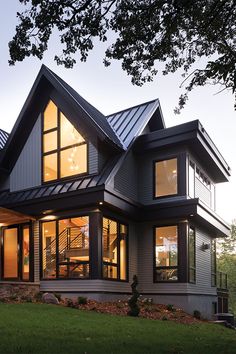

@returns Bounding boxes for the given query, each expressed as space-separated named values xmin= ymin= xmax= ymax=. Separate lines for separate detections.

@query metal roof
xmin=0 ymin=155 xmax=119 ymax=206
xmin=0 ymin=129 xmax=9 ymax=149
xmin=106 ymin=99 xmax=160 ymax=148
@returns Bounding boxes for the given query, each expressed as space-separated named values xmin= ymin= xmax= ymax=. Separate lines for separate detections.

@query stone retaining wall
xmin=0 ymin=283 xmax=40 ymax=301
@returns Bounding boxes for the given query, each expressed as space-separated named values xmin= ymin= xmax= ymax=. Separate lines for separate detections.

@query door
xmin=2 ymin=224 xmax=31 ymax=281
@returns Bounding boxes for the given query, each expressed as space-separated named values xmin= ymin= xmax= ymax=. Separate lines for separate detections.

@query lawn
xmin=0 ymin=303 xmax=235 ymax=354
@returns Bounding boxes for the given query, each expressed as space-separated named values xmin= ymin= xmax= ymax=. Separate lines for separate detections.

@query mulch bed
xmin=62 ymin=299 xmax=202 ymax=325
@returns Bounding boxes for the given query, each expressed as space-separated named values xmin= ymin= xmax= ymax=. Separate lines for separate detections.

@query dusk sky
xmin=0 ymin=1 xmax=235 ymax=223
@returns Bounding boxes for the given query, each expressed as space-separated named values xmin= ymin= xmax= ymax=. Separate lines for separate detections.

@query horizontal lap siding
xmin=114 ymin=151 xmax=138 ymax=201
xmin=10 ymin=116 xmax=41 ymax=192
xmin=195 ymin=179 xmax=211 ymax=207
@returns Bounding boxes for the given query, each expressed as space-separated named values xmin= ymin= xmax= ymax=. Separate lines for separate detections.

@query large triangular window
xmin=42 ymin=100 xmax=87 ymax=182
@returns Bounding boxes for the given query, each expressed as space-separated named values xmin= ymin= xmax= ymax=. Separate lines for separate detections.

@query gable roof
xmin=106 ymin=99 xmax=165 ymax=148
xmin=0 ymin=129 xmax=9 ymax=149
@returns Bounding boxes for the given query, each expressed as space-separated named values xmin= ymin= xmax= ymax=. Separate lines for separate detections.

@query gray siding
xmin=10 ymin=116 xmax=42 ymax=192
xmin=137 ymin=222 xmax=216 ymax=296
xmin=114 ymin=151 xmax=138 ymax=201
xmin=138 ymin=147 xmax=186 ymax=205
xmin=195 ymin=178 xmax=211 ymax=207
xmin=88 ymin=142 xmax=99 ymax=174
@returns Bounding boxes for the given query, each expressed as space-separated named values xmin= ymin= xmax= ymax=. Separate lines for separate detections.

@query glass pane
xmin=58 ymin=217 xmax=89 ymax=278
xmin=60 ymin=144 xmax=87 ymax=178
xmin=155 ymin=158 xmax=178 ymax=197
xmin=60 ymin=113 xmax=85 ymax=148
xmin=44 ymin=100 xmax=57 ymax=131
xmin=103 ymin=265 xmax=118 ymax=279
xmin=155 ymin=268 xmax=178 ymax=281
xmin=22 ymin=226 xmax=30 ymax=281
xmin=120 ymin=224 xmax=127 ymax=280
xmin=4 ymin=228 xmax=18 ymax=278
xmin=155 ymin=226 xmax=178 ymax=267
xmin=189 ymin=161 xmax=195 ymax=198
xmin=43 ymin=131 xmax=57 ymax=153
xmin=189 ymin=268 xmax=196 ymax=283
xmin=43 ymin=153 xmax=57 ymax=182
xmin=103 ymin=218 xmax=118 ymax=265
xmin=42 ymin=222 xmax=56 ymax=279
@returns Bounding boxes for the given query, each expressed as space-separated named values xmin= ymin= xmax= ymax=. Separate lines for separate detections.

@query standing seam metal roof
xmin=106 ymin=99 xmax=160 ymax=148
xmin=0 ymin=129 xmax=9 ymax=149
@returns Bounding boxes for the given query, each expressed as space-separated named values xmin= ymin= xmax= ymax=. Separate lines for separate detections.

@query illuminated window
xmin=154 ymin=225 xmax=178 ymax=282
xmin=188 ymin=227 xmax=196 ymax=283
xmin=42 ymin=217 xmax=89 ymax=279
xmin=102 ymin=218 xmax=128 ymax=281
xmin=42 ymin=100 xmax=87 ymax=182
xmin=154 ymin=158 xmax=178 ymax=197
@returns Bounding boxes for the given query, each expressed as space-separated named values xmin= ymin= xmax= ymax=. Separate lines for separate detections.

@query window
xmin=154 ymin=225 xmax=178 ymax=281
xmin=102 ymin=218 xmax=128 ymax=281
xmin=42 ymin=216 xmax=89 ymax=279
xmin=42 ymin=100 xmax=87 ymax=182
xmin=211 ymin=239 xmax=217 ymax=286
xmin=154 ymin=158 xmax=178 ymax=198
xmin=188 ymin=227 xmax=196 ymax=283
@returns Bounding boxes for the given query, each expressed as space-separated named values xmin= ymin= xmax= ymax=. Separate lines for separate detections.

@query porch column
xmin=89 ymin=210 xmax=102 ymax=279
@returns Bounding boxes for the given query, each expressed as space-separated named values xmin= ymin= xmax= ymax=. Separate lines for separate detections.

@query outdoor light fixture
xmin=99 ymin=201 xmax=103 ymax=205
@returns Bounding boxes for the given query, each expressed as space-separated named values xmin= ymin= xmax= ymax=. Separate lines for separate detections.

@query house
xmin=0 ymin=65 xmax=230 ymax=319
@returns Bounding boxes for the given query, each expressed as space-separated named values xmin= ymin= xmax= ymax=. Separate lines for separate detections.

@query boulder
xmin=42 ymin=293 xmax=59 ymax=305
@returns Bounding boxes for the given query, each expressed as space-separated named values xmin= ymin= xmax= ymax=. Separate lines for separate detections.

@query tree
xmin=217 ymin=222 xmax=236 ymax=313
xmin=9 ymin=0 xmax=236 ymax=112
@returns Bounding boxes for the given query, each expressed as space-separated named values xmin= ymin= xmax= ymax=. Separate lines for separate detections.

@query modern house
xmin=0 ymin=65 xmax=230 ymax=319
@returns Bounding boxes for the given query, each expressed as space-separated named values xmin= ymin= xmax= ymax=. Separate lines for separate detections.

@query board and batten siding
xmin=9 ymin=115 xmax=100 ymax=192
xmin=10 ymin=116 xmax=42 ymax=192
xmin=137 ymin=222 xmax=216 ymax=296
xmin=113 ymin=151 xmax=138 ymax=201
xmin=40 ymin=221 xmax=138 ymax=293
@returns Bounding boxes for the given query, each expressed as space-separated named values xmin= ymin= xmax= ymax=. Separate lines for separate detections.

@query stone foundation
xmin=0 ymin=283 xmax=40 ymax=300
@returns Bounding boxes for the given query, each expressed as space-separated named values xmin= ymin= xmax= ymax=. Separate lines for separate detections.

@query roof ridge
xmin=106 ymin=98 xmax=159 ymax=118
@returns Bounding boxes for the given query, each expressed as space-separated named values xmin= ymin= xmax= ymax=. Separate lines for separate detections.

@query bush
xmin=162 ymin=316 xmax=168 ymax=321
xmin=166 ymin=304 xmax=176 ymax=312
xmin=65 ymin=298 xmax=75 ymax=308
xmin=77 ymin=296 xmax=87 ymax=305
xmin=127 ymin=275 xmax=140 ymax=317
xmin=193 ymin=310 xmax=201 ymax=319
xmin=34 ymin=292 xmax=43 ymax=302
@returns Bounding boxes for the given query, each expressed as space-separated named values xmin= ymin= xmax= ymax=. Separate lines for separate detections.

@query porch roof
xmin=0 ymin=207 xmax=35 ymax=225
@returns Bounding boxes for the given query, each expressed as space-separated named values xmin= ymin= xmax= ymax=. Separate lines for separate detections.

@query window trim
xmin=153 ymin=156 xmax=179 ymax=200
xmin=188 ymin=225 xmax=196 ymax=284
xmin=153 ymin=224 xmax=179 ymax=283
xmin=41 ymin=100 xmax=88 ymax=184
xmin=102 ymin=216 xmax=129 ymax=282
xmin=211 ymin=239 xmax=217 ymax=287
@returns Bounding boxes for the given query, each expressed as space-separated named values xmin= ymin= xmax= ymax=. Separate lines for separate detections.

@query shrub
xmin=193 ymin=310 xmax=201 ymax=319
xmin=127 ymin=275 xmax=140 ymax=317
xmin=162 ymin=316 xmax=168 ymax=321
xmin=34 ymin=292 xmax=43 ymax=302
xmin=65 ymin=298 xmax=75 ymax=308
xmin=166 ymin=304 xmax=176 ymax=312
xmin=77 ymin=296 xmax=87 ymax=305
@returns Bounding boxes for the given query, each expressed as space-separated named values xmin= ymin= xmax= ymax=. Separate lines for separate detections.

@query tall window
xmin=42 ymin=100 xmax=87 ymax=182
xmin=154 ymin=225 xmax=178 ymax=281
xmin=188 ymin=227 xmax=196 ymax=283
xmin=102 ymin=218 xmax=128 ymax=281
xmin=154 ymin=158 xmax=178 ymax=198
xmin=211 ymin=239 xmax=217 ymax=287
xmin=42 ymin=216 xmax=89 ymax=279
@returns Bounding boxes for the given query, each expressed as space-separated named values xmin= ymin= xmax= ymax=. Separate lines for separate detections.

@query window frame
xmin=153 ymin=156 xmax=179 ymax=200
xmin=211 ymin=239 xmax=217 ymax=287
xmin=41 ymin=100 xmax=88 ymax=184
xmin=188 ymin=226 xmax=196 ymax=284
xmin=40 ymin=215 xmax=90 ymax=280
xmin=153 ymin=224 xmax=179 ymax=283
xmin=102 ymin=217 xmax=129 ymax=282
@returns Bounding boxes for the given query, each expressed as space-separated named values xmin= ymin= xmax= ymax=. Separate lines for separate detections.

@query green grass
xmin=0 ymin=303 xmax=235 ymax=354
